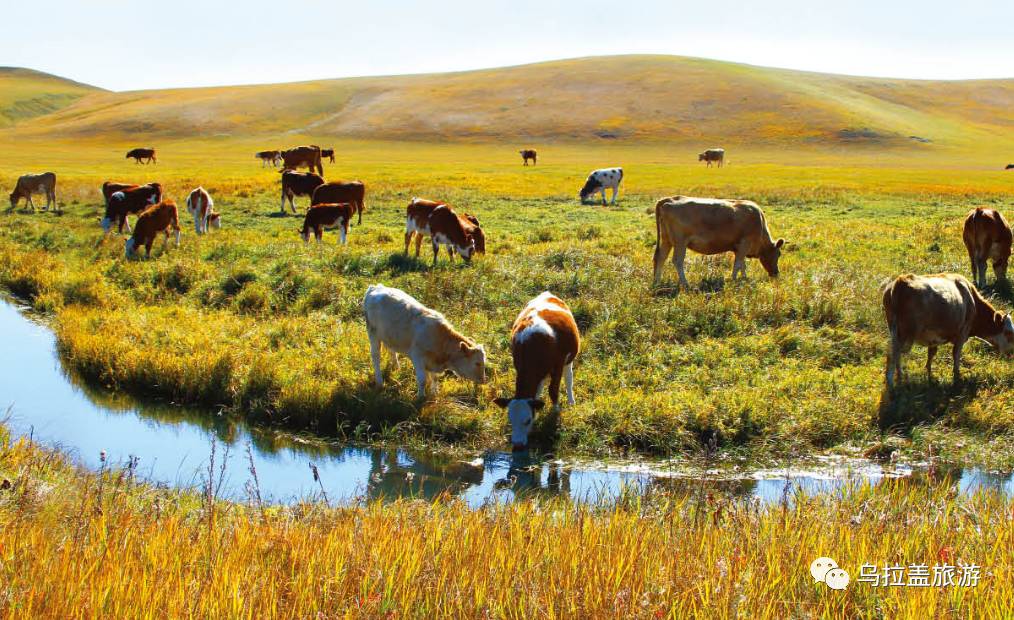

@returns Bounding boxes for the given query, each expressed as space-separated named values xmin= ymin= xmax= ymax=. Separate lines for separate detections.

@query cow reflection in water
xmin=366 ymin=449 xmax=484 ymax=501
xmin=496 ymin=451 xmax=571 ymax=499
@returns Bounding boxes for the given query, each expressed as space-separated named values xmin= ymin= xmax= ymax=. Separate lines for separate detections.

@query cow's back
xmin=364 ymin=285 xmax=447 ymax=353
xmin=883 ymin=274 xmax=975 ymax=343
xmin=963 ymin=208 xmax=1012 ymax=259
xmin=656 ymin=197 xmax=760 ymax=253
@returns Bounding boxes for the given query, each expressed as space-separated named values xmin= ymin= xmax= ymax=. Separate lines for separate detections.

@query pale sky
xmin=3 ymin=0 xmax=1011 ymax=91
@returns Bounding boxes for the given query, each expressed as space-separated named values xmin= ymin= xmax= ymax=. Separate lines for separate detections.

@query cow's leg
xmin=564 ymin=362 xmax=575 ymax=405
xmin=600 ymin=188 xmax=607 ymax=206
xmin=535 ymin=377 xmax=547 ymax=399
xmin=404 ymin=231 xmax=412 ymax=254
xmin=547 ymin=366 xmax=563 ymax=412
xmin=415 ymin=234 xmax=423 ymax=258
xmin=926 ymin=346 xmax=937 ymax=381
xmin=174 ymin=227 xmax=181 ymax=247
xmin=951 ymin=341 xmax=964 ymax=384
xmin=610 ymin=185 xmax=618 ymax=205
xmin=281 ymin=190 xmax=288 ymax=214
xmin=27 ymin=195 xmax=36 ymax=212
xmin=410 ymin=355 xmax=428 ymax=399
xmin=978 ymin=259 xmax=988 ymax=288
xmin=432 ymin=240 xmax=440 ymax=266
xmin=315 ymin=228 xmax=323 ymax=244
xmin=970 ymin=254 xmax=979 ymax=285
xmin=652 ymin=240 xmax=673 ymax=286
xmin=673 ymin=242 xmax=690 ymax=289
xmin=886 ymin=331 xmax=899 ymax=390
xmin=732 ymin=250 xmax=746 ymax=280
xmin=339 ymin=225 xmax=347 ymax=245
xmin=357 ymin=200 xmax=363 ymax=225
xmin=145 ymin=240 xmax=153 ymax=258
xmin=369 ymin=333 xmax=384 ymax=387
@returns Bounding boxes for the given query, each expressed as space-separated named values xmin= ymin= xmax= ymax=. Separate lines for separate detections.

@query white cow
xmin=185 ymin=187 xmax=220 ymax=234
xmin=579 ymin=167 xmax=623 ymax=205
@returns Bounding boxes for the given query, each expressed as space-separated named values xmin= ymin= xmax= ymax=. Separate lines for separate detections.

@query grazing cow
xmin=363 ymin=284 xmax=487 ymax=399
xmin=281 ymin=145 xmax=323 ymax=175
xmin=125 ymin=200 xmax=181 ymax=258
xmin=519 ymin=149 xmax=537 ymax=166
xmin=185 ymin=187 xmax=221 ymax=235
xmin=102 ymin=181 xmax=138 ymax=208
xmin=579 ymin=167 xmax=623 ymax=205
xmin=255 ymin=150 xmax=282 ymax=167
xmin=698 ymin=148 xmax=725 ymax=167
xmin=404 ymin=199 xmax=476 ymax=264
xmin=126 ymin=148 xmax=157 ymax=164
xmin=963 ymin=208 xmax=1012 ymax=288
xmin=882 ymin=273 xmax=1014 ymax=389
xmin=299 ymin=203 xmax=354 ymax=244
xmin=102 ymin=183 xmax=163 ymax=234
xmin=9 ymin=172 xmax=57 ymax=212
xmin=320 ymin=148 xmax=336 ymax=163
xmin=311 ymin=180 xmax=366 ymax=225
xmin=458 ymin=213 xmax=485 ymax=255
xmin=403 ymin=198 xmax=485 ymax=258
xmin=652 ymin=196 xmax=785 ymax=288
xmin=280 ymin=170 xmax=325 ymax=214
xmin=494 ymin=292 xmax=580 ymax=451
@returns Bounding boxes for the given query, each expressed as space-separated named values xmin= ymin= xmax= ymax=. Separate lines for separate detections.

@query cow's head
xmin=758 ymin=238 xmax=785 ymax=277
xmin=579 ymin=178 xmax=600 ymax=204
xmin=450 ymin=341 xmax=486 ymax=385
xmin=8 ymin=191 xmax=17 ymax=209
xmin=298 ymin=226 xmax=311 ymax=243
xmin=995 ymin=256 xmax=1009 ymax=282
xmin=983 ymin=313 xmax=1014 ymax=356
xmin=209 ymin=213 xmax=221 ymax=230
xmin=457 ymin=238 xmax=477 ymax=261
xmin=698 ymin=153 xmax=706 ymax=161
xmin=494 ymin=397 xmax=544 ymax=451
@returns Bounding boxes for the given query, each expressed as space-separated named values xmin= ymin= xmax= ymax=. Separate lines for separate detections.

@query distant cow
xmin=653 ymin=196 xmax=785 ymax=288
xmin=320 ymin=148 xmax=335 ymax=163
xmin=494 ymin=292 xmax=580 ymax=451
xmin=9 ymin=172 xmax=57 ymax=212
xmin=579 ymin=167 xmax=623 ymax=205
xmin=281 ymin=145 xmax=323 ymax=175
xmin=363 ymin=284 xmax=487 ymax=399
xmin=882 ymin=273 xmax=1014 ymax=389
xmin=280 ymin=170 xmax=325 ymax=214
xmin=404 ymin=199 xmax=477 ymax=264
xmin=299 ymin=203 xmax=354 ymax=245
xmin=185 ymin=187 xmax=221 ymax=234
xmin=102 ymin=183 xmax=163 ymax=234
xmin=963 ymin=208 xmax=1011 ymax=288
xmin=312 ymin=181 xmax=366 ymax=225
xmin=255 ymin=150 xmax=282 ymax=167
xmin=698 ymin=148 xmax=725 ymax=167
xmin=126 ymin=148 xmax=157 ymax=164
xmin=520 ymin=149 xmax=537 ymax=166
xmin=404 ymin=198 xmax=484 ymax=258
xmin=1006 ymin=164 xmax=1013 ymax=170
xmin=125 ymin=201 xmax=181 ymax=258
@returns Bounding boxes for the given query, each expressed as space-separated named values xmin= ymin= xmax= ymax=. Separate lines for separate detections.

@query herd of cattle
xmin=5 ymin=144 xmax=1014 ymax=449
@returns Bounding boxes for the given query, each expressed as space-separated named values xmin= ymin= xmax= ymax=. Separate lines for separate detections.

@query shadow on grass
xmin=982 ymin=279 xmax=1014 ymax=305
xmin=382 ymin=252 xmax=431 ymax=275
xmin=877 ymin=378 xmax=980 ymax=435
xmin=651 ymin=276 xmax=727 ymax=298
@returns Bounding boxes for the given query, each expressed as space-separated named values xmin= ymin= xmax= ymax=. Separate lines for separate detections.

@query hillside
xmin=6 ymin=56 xmax=1014 ymax=149
xmin=0 ymin=67 xmax=100 ymax=127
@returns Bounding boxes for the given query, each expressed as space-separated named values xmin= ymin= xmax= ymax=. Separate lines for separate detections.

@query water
xmin=1 ymin=299 xmax=1011 ymax=507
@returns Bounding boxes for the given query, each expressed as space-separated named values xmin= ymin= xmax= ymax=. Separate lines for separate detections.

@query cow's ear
xmin=493 ymin=397 xmax=511 ymax=409
xmin=530 ymin=399 xmax=545 ymax=411
xmin=460 ymin=341 xmax=471 ymax=352
xmin=775 ymin=238 xmax=785 ymax=249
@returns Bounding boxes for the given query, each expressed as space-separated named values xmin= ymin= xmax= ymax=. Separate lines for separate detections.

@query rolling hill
xmin=0 ymin=67 xmax=101 ymax=127
xmin=4 ymin=56 xmax=1013 ymax=150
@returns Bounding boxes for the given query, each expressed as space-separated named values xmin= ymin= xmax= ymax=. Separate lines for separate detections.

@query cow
xmin=281 ymin=145 xmax=323 ymax=175
xmin=579 ymin=167 xmax=623 ymax=205
xmin=652 ymin=196 xmax=785 ymax=288
xmin=403 ymin=198 xmax=485 ymax=258
xmin=1006 ymin=164 xmax=1013 ymax=170
xmin=9 ymin=172 xmax=57 ymax=212
xmin=320 ymin=148 xmax=336 ymax=164
xmin=299 ymin=203 xmax=354 ymax=245
xmin=125 ymin=200 xmax=181 ymax=258
xmin=102 ymin=183 xmax=163 ymax=234
xmin=126 ymin=148 xmax=157 ymax=164
xmin=403 ymin=199 xmax=477 ymax=264
xmin=280 ymin=170 xmax=324 ymax=214
xmin=459 ymin=213 xmax=485 ymax=255
xmin=520 ymin=149 xmax=537 ymax=166
xmin=363 ymin=284 xmax=487 ymax=399
xmin=255 ymin=150 xmax=282 ymax=167
xmin=963 ymin=208 xmax=1011 ymax=288
xmin=311 ymin=181 xmax=366 ymax=225
xmin=494 ymin=292 xmax=580 ymax=451
xmin=185 ymin=187 xmax=221 ymax=235
xmin=102 ymin=182 xmax=138 ymax=208
xmin=699 ymin=148 xmax=725 ymax=168
xmin=882 ymin=273 xmax=1014 ymax=389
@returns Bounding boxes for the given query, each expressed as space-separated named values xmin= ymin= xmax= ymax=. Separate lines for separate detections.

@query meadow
xmin=2 ymin=137 xmax=1014 ymax=468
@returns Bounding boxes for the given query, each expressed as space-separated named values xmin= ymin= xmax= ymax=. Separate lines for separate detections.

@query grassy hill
xmin=7 ymin=56 xmax=1013 ymax=151
xmin=0 ymin=67 xmax=100 ymax=127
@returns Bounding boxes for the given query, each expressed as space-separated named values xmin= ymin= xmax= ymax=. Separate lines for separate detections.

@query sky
xmin=2 ymin=0 xmax=1011 ymax=91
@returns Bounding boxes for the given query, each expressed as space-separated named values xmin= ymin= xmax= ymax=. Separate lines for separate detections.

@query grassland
xmin=0 ymin=67 xmax=99 ymax=127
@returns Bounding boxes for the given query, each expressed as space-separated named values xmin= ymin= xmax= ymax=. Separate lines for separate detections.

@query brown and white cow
xmin=320 ymin=148 xmax=336 ymax=164
xmin=652 ymin=196 xmax=785 ymax=288
xmin=882 ymin=273 xmax=1014 ymax=389
xmin=102 ymin=183 xmax=163 ymax=234
xmin=255 ymin=150 xmax=282 ymax=167
xmin=126 ymin=148 xmax=157 ymax=164
xmin=102 ymin=181 xmax=138 ymax=208
xmin=125 ymin=200 xmax=181 ymax=258
xmin=403 ymin=199 xmax=477 ymax=264
xmin=494 ymin=292 xmax=580 ymax=451
xmin=281 ymin=145 xmax=323 ymax=175
xmin=698 ymin=148 xmax=725 ymax=167
xmin=9 ymin=172 xmax=57 ymax=212
xmin=185 ymin=187 xmax=221 ymax=234
xmin=520 ymin=149 xmax=537 ymax=166
xmin=963 ymin=208 xmax=1011 ymax=288
xmin=299 ymin=203 xmax=354 ymax=245
xmin=312 ymin=180 xmax=366 ymax=225
xmin=363 ymin=284 xmax=487 ymax=399
xmin=280 ymin=170 xmax=325 ymax=214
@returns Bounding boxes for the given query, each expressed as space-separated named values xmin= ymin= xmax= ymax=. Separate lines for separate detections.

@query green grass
xmin=0 ymin=67 xmax=99 ymax=127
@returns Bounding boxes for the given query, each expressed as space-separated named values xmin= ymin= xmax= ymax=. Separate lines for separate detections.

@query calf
xmin=255 ymin=150 xmax=282 ymax=167
xmin=363 ymin=284 xmax=487 ymax=399
xmin=280 ymin=170 xmax=324 ymax=214
xmin=281 ymin=145 xmax=323 ymax=175
xmin=579 ymin=167 xmax=623 ymax=205
xmin=102 ymin=183 xmax=163 ymax=234
xmin=125 ymin=200 xmax=181 ymax=258
xmin=698 ymin=148 xmax=725 ymax=167
xmin=311 ymin=180 xmax=366 ymax=224
xmin=403 ymin=199 xmax=477 ymax=264
xmin=494 ymin=292 xmax=580 ymax=451
xmin=299 ymin=203 xmax=354 ymax=244
xmin=963 ymin=207 xmax=1012 ymax=288
xmin=519 ymin=149 xmax=537 ymax=166
xmin=185 ymin=187 xmax=221 ymax=234
xmin=321 ymin=148 xmax=336 ymax=163
xmin=653 ymin=196 xmax=785 ymax=288
xmin=9 ymin=172 xmax=57 ymax=212
xmin=126 ymin=148 xmax=157 ymax=164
